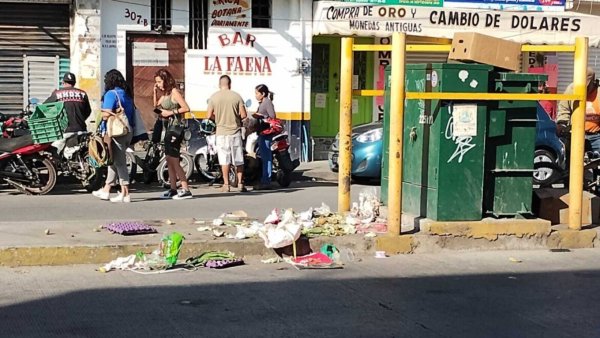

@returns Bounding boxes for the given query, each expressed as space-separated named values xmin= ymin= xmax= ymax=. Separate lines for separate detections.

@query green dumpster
xmin=484 ymin=73 xmax=547 ymax=216
xmin=382 ymin=63 xmax=492 ymax=221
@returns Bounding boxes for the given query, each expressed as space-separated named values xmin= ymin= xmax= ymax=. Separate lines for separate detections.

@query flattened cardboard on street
xmin=448 ymin=32 xmax=521 ymax=72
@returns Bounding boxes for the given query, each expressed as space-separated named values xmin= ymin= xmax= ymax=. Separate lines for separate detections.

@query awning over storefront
xmin=313 ymin=1 xmax=600 ymax=46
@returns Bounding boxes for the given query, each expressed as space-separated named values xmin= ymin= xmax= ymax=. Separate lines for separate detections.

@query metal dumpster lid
xmin=495 ymin=72 xmax=548 ymax=81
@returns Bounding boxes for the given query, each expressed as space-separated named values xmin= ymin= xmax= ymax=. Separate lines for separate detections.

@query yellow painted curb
xmin=375 ymin=235 xmax=415 ymax=254
xmin=421 ymin=219 xmax=551 ymax=241
xmin=547 ymin=229 xmax=598 ymax=249
xmin=0 ymin=242 xmax=272 ymax=267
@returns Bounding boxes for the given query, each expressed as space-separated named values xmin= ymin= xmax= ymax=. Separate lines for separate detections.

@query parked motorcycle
xmin=50 ymin=132 xmax=107 ymax=192
xmin=137 ymin=118 xmax=193 ymax=188
xmin=0 ymin=98 xmax=38 ymax=138
xmin=243 ymin=116 xmax=299 ymax=188
xmin=0 ymin=134 xmax=56 ymax=194
xmin=188 ymin=118 xmax=236 ymax=185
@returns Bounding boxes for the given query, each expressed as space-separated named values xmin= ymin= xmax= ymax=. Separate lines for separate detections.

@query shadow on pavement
xmin=0 ymin=269 xmax=599 ymax=337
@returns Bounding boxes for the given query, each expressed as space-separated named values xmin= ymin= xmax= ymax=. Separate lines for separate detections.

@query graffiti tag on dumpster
xmin=444 ymin=104 xmax=477 ymax=163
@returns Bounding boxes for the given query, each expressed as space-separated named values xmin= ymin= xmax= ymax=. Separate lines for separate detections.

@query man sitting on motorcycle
xmin=44 ymin=72 xmax=92 ymax=157
xmin=557 ymin=67 xmax=600 ymax=153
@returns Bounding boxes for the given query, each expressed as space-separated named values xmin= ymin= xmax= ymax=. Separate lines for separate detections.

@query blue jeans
xmin=258 ymin=135 xmax=273 ymax=184
xmin=586 ymin=133 xmax=600 ymax=153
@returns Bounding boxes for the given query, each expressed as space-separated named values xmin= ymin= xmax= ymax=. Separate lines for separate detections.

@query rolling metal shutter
xmin=24 ymin=56 xmax=60 ymax=106
xmin=406 ymin=38 xmax=449 ymax=64
xmin=0 ymin=3 xmax=70 ymax=115
xmin=557 ymin=47 xmax=600 ymax=93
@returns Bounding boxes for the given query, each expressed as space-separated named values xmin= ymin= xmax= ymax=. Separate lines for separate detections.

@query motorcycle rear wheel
xmin=157 ymin=153 xmax=194 ymax=189
xmin=195 ymin=154 xmax=221 ymax=182
xmin=23 ymin=157 xmax=57 ymax=195
xmin=142 ymin=147 xmax=161 ymax=184
xmin=276 ymin=169 xmax=292 ymax=188
xmin=84 ymin=167 xmax=106 ymax=192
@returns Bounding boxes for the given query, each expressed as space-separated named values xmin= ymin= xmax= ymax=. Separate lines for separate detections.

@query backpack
xmin=88 ymin=133 xmax=111 ymax=167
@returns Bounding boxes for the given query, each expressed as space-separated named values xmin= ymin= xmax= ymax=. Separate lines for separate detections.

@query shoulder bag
xmin=107 ymin=90 xmax=130 ymax=138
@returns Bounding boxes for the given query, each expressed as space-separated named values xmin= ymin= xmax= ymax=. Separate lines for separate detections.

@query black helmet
xmin=200 ymin=119 xmax=216 ymax=134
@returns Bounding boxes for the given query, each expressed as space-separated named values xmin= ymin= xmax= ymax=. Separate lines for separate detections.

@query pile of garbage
xmin=98 ymin=189 xmax=385 ymax=273
xmin=99 ymin=232 xmax=185 ymax=272
xmin=201 ymin=189 xmax=386 ymax=244
xmin=99 ymin=232 xmax=245 ymax=273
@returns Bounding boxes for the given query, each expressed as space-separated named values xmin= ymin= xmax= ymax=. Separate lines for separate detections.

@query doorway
xmin=126 ymin=34 xmax=185 ymax=131
xmin=310 ymin=36 xmax=374 ymax=138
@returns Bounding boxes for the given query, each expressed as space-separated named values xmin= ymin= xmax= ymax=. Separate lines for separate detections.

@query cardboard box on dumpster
xmin=449 ymin=32 xmax=522 ymax=71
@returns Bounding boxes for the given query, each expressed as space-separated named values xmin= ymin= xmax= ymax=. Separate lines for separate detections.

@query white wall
xmin=98 ymin=0 xmax=312 ymax=116
xmin=100 ymin=0 xmax=150 ymax=77
xmin=185 ymin=0 xmax=313 ymax=116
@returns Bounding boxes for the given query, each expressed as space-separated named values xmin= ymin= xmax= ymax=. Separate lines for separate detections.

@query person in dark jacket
xmin=44 ymin=72 xmax=92 ymax=133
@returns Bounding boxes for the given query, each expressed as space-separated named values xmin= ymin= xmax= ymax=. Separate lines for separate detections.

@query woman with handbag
xmin=154 ymin=69 xmax=193 ymax=200
xmin=253 ymin=84 xmax=277 ymax=190
xmin=92 ymin=69 xmax=135 ymax=203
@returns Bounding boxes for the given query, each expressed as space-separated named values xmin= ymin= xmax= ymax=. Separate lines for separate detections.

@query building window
xmin=151 ymin=0 xmax=172 ymax=32
xmin=252 ymin=0 xmax=271 ymax=28
xmin=189 ymin=0 xmax=209 ymax=49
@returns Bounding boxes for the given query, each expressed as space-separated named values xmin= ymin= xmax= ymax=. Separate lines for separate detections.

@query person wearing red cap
xmin=44 ymin=72 xmax=92 ymax=133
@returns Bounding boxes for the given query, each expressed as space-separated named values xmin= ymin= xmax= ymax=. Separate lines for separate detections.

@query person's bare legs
xmin=236 ymin=165 xmax=244 ymax=190
xmin=167 ymin=156 xmax=178 ymax=191
xmin=120 ymin=184 xmax=129 ymax=197
xmin=221 ymin=164 xmax=231 ymax=192
xmin=167 ymin=156 xmax=189 ymax=191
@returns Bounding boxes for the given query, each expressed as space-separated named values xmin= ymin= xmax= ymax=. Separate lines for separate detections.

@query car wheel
xmin=533 ymin=149 xmax=557 ymax=186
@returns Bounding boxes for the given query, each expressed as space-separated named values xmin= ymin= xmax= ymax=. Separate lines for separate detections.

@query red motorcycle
xmin=0 ymin=134 xmax=56 ymax=195
xmin=244 ymin=116 xmax=299 ymax=187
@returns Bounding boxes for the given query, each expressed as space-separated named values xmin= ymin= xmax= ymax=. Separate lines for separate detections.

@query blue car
xmin=328 ymin=121 xmax=383 ymax=179
xmin=328 ymin=104 xmax=565 ymax=184
xmin=534 ymin=105 xmax=566 ymax=186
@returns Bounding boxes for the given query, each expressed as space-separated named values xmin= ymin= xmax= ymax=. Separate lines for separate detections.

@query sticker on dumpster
xmin=431 ymin=71 xmax=438 ymax=88
xmin=452 ymin=104 xmax=477 ymax=137
xmin=458 ymin=70 xmax=469 ymax=83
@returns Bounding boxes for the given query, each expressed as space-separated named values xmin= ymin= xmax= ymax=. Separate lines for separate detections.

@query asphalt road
xmin=0 ymin=172 xmax=376 ymax=223
xmin=1 ymin=249 xmax=599 ymax=337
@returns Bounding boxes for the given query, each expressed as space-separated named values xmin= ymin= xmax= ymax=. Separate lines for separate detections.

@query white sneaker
xmin=110 ymin=193 xmax=131 ymax=203
xmin=92 ymin=190 xmax=109 ymax=200
xmin=173 ymin=189 xmax=193 ymax=200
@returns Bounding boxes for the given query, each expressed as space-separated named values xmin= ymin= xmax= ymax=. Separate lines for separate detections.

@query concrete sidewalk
xmin=295 ymin=160 xmax=338 ymax=182
xmin=1 ymin=160 xmax=599 ymax=267
xmin=0 ymin=218 xmax=376 ymax=266
xmin=2 ymin=215 xmax=598 ymax=267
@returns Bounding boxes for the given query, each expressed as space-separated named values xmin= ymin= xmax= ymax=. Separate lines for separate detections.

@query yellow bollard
xmin=338 ymin=37 xmax=354 ymax=213
xmin=386 ymin=32 xmax=407 ymax=235
xmin=568 ymin=37 xmax=589 ymax=231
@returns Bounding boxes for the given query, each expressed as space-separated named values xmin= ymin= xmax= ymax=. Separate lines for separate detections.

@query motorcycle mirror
xmin=29 ymin=98 xmax=39 ymax=105
xmin=245 ymin=99 xmax=252 ymax=108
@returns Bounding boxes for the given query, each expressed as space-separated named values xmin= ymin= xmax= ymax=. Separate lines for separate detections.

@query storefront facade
xmin=309 ymin=0 xmax=600 ymax=159
xmin=70 ymin=0 xmax=312 ymax=161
